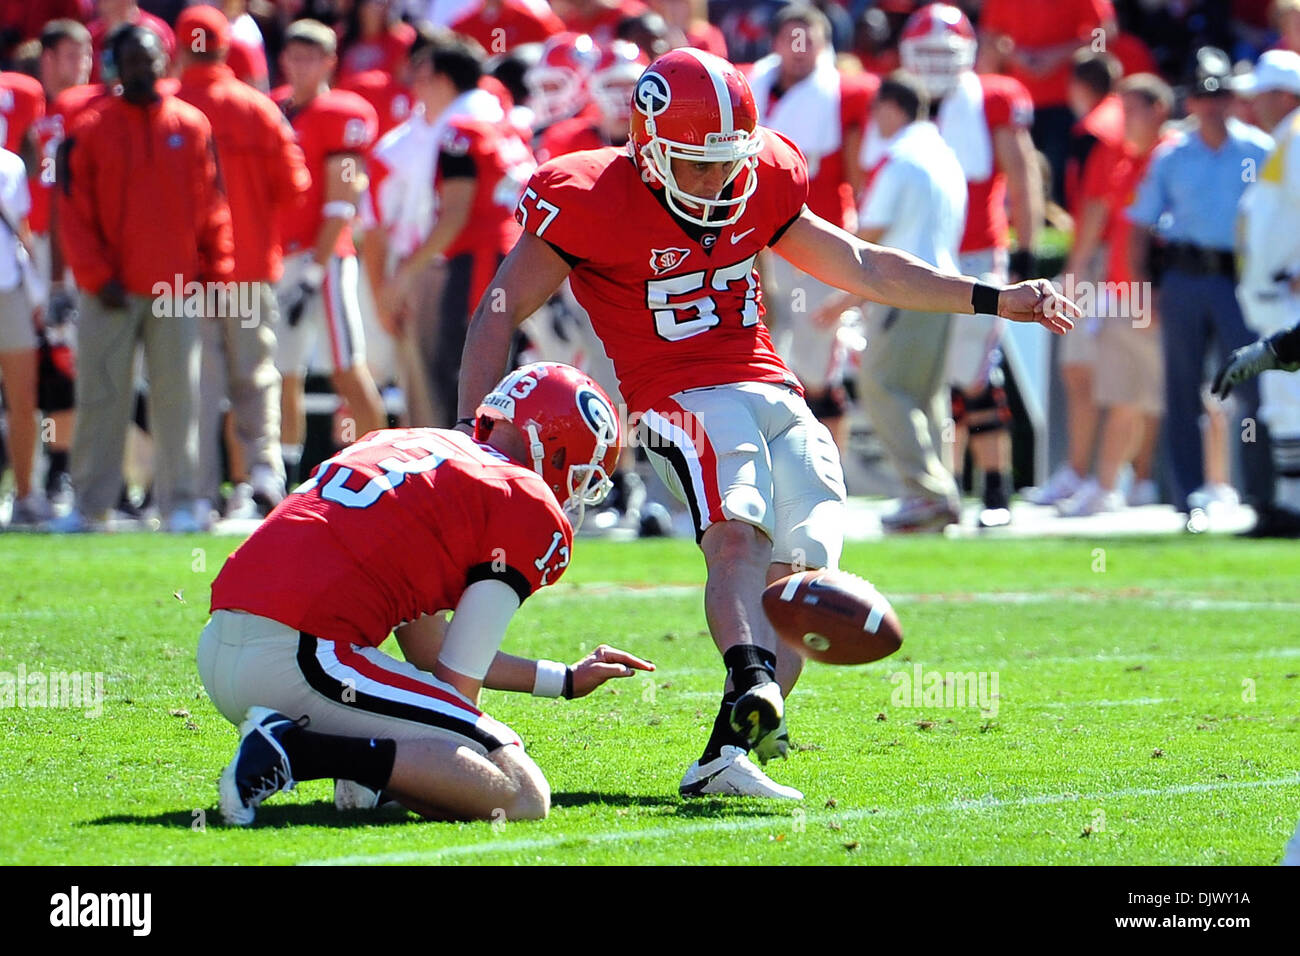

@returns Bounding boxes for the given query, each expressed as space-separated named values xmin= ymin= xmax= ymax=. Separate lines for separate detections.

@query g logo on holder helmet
xmin=576 ymin=386 xmax=617 ymax=442
xmin=634 ymin=71 xmax=671 ymax=118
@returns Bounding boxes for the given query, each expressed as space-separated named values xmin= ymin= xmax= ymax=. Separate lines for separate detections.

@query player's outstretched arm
xmin=456 ymin=232 xmax=573 ymax=427
xmin=484 ymin=646 xmax=655 ymax=698
xmin=771 ymin=207 xmax=1078 ymax=334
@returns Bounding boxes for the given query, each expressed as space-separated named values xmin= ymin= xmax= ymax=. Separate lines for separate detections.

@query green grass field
xmin=1 ymin=533 xmax=1298 ymax=865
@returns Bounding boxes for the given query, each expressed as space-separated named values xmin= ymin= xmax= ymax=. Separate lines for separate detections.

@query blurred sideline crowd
xmin=1 ymin=0 xmax=1300 ymax=536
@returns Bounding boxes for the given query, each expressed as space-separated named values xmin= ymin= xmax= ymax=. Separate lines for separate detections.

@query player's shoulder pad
xmin=979 ymin=72 xmax=1033 ymax=119
xmin=0 ymin=70 xmax=43 ymax=100
xmin=531 ymin=146 xmax=629 ymax=209
xmin=756 ymin=127 xmax=810 ymax=186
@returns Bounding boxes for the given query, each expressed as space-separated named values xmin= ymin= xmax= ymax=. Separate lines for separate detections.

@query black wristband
xmin=562 ymin=666 xmax=575 ymax=700
xmin=971 ymin=283 xmax=1001 ymax=316
xmin=1008 ymin=249 xmax=1036 ymax=279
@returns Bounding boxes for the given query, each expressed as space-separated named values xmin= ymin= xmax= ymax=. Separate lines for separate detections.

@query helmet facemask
xmin=638 ymin=126 xmax=763 ymax=227
xmin=900 ymin=35 xmax=975 ymax=101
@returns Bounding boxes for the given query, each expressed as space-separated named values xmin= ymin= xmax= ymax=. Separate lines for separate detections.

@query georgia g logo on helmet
xmin=575 ymin=385 xmax=618 ymax=445
xmin=634 ymin=70 xmax=671 ymax=123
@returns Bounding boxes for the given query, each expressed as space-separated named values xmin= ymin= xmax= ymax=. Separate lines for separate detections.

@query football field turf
xmin=1 ymin=533 xmax=1297 ymax=865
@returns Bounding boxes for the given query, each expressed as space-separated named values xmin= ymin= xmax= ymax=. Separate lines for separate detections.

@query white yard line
xmin=533 ymin=584 xmax=1300 ymax=614
xmin=301 ymin=774 xmax=1300 ymax=866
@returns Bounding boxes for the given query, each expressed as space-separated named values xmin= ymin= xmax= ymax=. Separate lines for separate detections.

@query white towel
xmin=935 ymin=70 xmax=992 ymax=183
xmin=749 ymin=50 xmax=842 ymax=178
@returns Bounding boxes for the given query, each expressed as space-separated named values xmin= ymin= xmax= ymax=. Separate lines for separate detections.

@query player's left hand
xmin=997 ymin=278 xmax=1079 ymax=335
xmin=568 ymin=644 xmax=655 ymax=698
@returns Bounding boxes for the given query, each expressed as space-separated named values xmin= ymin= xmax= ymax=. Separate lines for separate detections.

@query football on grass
xmin=762 ymin=569 xmax=903 ymax=665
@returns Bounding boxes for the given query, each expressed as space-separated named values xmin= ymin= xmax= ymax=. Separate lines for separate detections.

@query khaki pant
xmin=198 ymin=282 xmax=283 ymax=502
xmin=858 ymin=305 xmax=960 ymax=507
xmin=72 ymin=293 xmax=198 ymax=516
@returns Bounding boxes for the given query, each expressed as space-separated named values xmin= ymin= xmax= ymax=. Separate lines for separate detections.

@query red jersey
xmin=514 ymin=129 xmax=807 ymax=414
xmin=338 ymin=70 xmax=414 ymax=138
xmin=275 ymin=88 xmax=378 ymax=257
xmin=0 ymin=71 xmax=44 ymax=153
xmin=1104 ymin=133 xmax=1175 ymax=285
xmin=937 ymin=72 xmax=1034 ymax=254
xmin=438 ymin=116 xmax=533 ymax=294
xmin=337 ymin=24 xmax=416 ymax=82
xmin=562 ymin=0 xmax=648 ymax=45
xmin=979 ymin=0 xmax=1113 ymax=107
xmin=1066 ymin=93 xmax=1125 ymax=216
xmin=30 ymin=84 xmax=105 ymax=236
xmin=209 ymin=428 xmax=573 ymax=647
xmin=452 ymin=0 xmax=565 ymax=53
xmin=535 ymin=113 xmax=617 ymax=161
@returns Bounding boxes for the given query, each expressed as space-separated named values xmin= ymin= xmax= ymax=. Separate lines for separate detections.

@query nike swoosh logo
xmin=730 ymin=228 xmax=756 ymax=245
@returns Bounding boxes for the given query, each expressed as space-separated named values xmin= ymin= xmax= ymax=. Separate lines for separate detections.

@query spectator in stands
xmin=749 ymin=4 xmax=873 ymax=452
xmin=452 ymin=0 xmax=566 ymax=55
xmin=709 ymin=0 xmax=787 ymax=63
xmin=0 ymin=145 xmax=45 ymax=526
xmin=87 ymin=0 xmax=174 ymax=81
xmin=0 ymin=1 xmax=90 ymax=66
xmin=977 ymin=0 xmax=1116 ymax=205
xmin=554 ymin=0 xmax=649 ymax=45
xmin=338 ymin=0 xmax=416 ymax=81
xmin=1042 ymin=51 xmax=1125 ymax=513
xmin=644 ymin=0 xmax=726 ymax=56
xmin=176 ymin=4 xmax=311 ymax=523
xmin=1127 ymin=46 xmax=1274 ymax=514
xmin=1062 ymin=73 xmax=1175 ymax=516
xmin=615 ymin=9 xmax=671 ymax=60
xmin=55 ymin=24 xmax=233 ymax=532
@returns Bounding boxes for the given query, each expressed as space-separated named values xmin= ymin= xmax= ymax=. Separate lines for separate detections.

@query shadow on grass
xmin=85 ymin=803 xmax=413 ymax=829
xmin=552 ymin=791 xmax=790 ymax=818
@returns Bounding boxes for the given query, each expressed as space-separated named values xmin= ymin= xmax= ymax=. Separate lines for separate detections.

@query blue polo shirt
xmin=1127 ymin=118 xmax=1273 ymax=251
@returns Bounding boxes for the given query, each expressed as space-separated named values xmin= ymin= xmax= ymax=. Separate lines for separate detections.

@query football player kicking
xmin=200 ymin=362 xmax=654 ymax=825
xmin=457 ymin=49 xmax=1079 ymax=800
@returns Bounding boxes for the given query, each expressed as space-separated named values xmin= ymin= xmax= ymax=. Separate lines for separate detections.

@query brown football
xmin=762 ymin=569 xmax=903 ymax=665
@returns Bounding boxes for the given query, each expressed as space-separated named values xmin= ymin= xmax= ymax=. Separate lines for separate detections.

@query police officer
xmin=1231 ymin=50 xmax=1300 ymax=536
xmin=1127 ymin=46 xmax=1274 ymax=514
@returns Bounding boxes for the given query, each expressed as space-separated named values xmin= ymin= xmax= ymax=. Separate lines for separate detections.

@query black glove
xmin=280 ymin=261 xmax=325 ymax=327
xmin=1211 ymin=339 xmax=1300 ymax=400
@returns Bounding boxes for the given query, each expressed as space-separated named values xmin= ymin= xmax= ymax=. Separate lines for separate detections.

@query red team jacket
xmin=178 ymin=63 xmax=310 ymax=283
xmin=210 ymin=428 xmax=574 ymax=648
xmin=274 ymin=87 xmax=379 ymax=258
xmin=60 ymin=91 xmax=234 ymax=295
xmin=30 ymin=83 xmax=105 ymax=236
xmin=514 ymin=128 xmax=808 ymax=415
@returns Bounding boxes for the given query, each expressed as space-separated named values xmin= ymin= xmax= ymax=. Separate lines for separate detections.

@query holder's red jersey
xmin=0 ymin=71 xmax=43 ymax=153
xmin=515 ymin=128 xmax=807 ymax=414
xmin=275 ymin=87 xmax=378 ymax=257
xmin=210 ymin=428 xmax=573 ymax=648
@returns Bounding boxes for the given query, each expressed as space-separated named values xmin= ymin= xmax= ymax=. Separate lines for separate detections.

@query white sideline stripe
xmin=300 ymin=775 xmax=1300 ymax=866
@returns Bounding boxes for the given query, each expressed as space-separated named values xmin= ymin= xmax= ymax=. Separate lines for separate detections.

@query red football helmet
xmin=475 ymin=362 xmax=621 ymax=523
xmin=589 ymin=40 xmax=649 ymax=126
xmin=629 ymin=48 xmax=764 ymax=227
xmin=525 ymin=32 xmax=599 ymax=128
xmin=899 ymin=3 xmax=977 ymax=100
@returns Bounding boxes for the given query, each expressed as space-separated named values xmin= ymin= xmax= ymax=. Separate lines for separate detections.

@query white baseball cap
xmin=1230 ymin=49 xmax=1300 ymax=96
